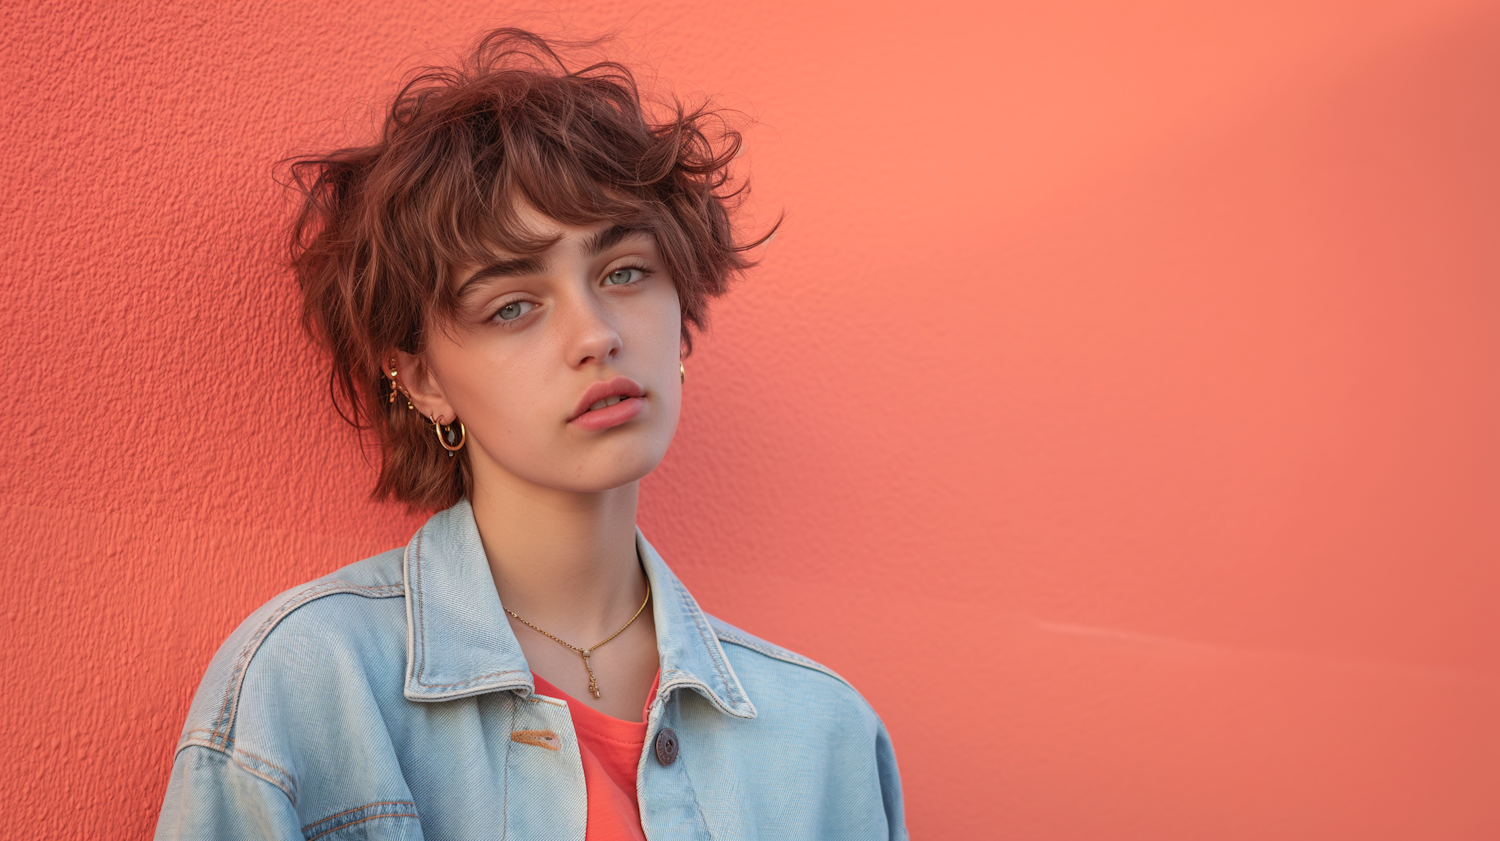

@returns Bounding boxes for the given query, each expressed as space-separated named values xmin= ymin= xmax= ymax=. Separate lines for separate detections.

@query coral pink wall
xmin=3 ymin=2 xmax=1497 ymax=838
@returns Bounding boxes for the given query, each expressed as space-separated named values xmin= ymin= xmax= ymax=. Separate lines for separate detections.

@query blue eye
xmin=494 ymin=301 xmax=535 ymax=321
xmin=605 ymin=267 xmax=644 ymax=286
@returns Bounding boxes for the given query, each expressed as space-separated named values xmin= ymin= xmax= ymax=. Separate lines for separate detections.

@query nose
xmin=562 ymin=289 xmax=623 ymax=369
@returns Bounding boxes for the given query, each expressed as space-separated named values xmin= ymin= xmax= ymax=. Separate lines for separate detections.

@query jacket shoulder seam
xmin=208 ymin=580 xmax=405 ymax=753
xmin=172 ymin=740 xmax=300 ymax=803
xmin=710 ymin=621 xmax=851 ymax=687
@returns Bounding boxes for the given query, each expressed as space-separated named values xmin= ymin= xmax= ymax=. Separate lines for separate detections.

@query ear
xmin=390 ymin=349 xmax=456 ymax=425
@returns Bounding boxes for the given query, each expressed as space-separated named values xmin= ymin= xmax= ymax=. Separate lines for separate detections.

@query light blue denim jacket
xmin=156 ymin=501 xmax=907 ymax=840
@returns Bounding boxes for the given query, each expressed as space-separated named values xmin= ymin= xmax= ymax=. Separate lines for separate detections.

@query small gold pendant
xmin=505 ymin=586 xmax=650 ymax=704
xmin=581 ymin=650 xmax=601 ymax=698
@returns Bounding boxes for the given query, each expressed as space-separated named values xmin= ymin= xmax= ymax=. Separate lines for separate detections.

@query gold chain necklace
xmin=504 ymin=587 xmax=651 ymax=699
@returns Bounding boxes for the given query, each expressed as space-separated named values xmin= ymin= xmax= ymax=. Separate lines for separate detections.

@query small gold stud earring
xmin=388 ymin=359 xmax=416 ymax=410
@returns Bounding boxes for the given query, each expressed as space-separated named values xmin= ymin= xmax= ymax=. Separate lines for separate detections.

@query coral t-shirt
xmin=532 ymin=671 xmax=660 ymax=841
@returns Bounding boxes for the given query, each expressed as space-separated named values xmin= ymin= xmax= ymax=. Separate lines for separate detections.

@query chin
xmin=505 ymin=436 xmax=672 ymax=495
xmin=471 ymin=411 xmax=678 ymax=495
xmin=574 ymin=439 xmax=672 ymax=491
xmin=565 ymin=412 xmax=678 ymax=490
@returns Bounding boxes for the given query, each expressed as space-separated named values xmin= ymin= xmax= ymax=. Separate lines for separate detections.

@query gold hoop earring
xmin=433 ymin=415 xmax=467 ymax=456
xmin=680 ymin=362 xmax=685 ymax=385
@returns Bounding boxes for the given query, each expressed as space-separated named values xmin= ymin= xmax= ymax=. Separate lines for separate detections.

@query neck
xmin=467 ymin=467 xmax=647 ymax=644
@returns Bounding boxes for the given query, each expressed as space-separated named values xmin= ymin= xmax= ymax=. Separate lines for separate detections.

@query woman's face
xmin=402 ymin=204 xmax=684 ymax=498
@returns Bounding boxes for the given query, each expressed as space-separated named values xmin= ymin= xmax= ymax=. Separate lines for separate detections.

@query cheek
xmin=614 ymin=289 xmax=681 ymax=369
xmin=430 ymin=340 xmax=519 ymax=425
xmin=459 ymin=351 xmax=537 ymax=422
xmin=648 ymin=285 xmax=684 ymax=357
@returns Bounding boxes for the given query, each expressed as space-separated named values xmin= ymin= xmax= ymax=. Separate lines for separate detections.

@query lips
xmin=569 ymin=375 xmax=645 ymax=422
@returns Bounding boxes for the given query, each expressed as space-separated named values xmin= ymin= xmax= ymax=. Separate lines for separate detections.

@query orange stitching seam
xmin=501 ymin=700 xmax=512 ymax=841
xmin=226 ymin=753 xmax=291 ymax=801
xmin=676 ymin=577 xmax=742 ymax=705
xmin=715 ymin=627 xmax=842 ymax=684
xmin=411 ymin=529 xmax=426 ymax=683
xmin=233 ymin=746 xmax=294 ymax=784
xmin=407 ymin=527 xmax=530 ymax=691
xmin=179 ymin=734 xmax=298 ymax=800
xmin=302 ymin=801 xmax=417 ymax=832
xmin=212 ymin=581 xmax=404 ymax=746
xmin=412 ymin=668 xmax=527 ymax=690
xmin=305 ymin=813 xmax=419 ymax=841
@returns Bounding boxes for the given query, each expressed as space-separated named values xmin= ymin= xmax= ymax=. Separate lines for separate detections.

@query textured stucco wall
xmin=3 ymin=1 xmax=1498 ymax=838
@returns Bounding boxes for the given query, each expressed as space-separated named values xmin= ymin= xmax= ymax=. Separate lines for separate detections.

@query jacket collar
xmin=402 ymin=500 xmax=755 ymax=719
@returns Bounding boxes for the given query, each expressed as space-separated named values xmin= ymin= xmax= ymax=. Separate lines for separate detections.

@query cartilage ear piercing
xmin=388 ymin=359 xmax=415 ymax=410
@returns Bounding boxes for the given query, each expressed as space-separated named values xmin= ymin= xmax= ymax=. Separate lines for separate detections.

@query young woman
xmin=156 ymin=29 xmax=906 ymax=841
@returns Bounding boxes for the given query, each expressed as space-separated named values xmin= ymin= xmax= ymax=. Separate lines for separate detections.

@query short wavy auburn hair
xmin=286 ymin=29 xmax=771 ymax=511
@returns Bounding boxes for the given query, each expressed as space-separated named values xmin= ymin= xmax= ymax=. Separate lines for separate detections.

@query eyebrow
xmin=456 ymin=224 xmax=646 ymax=299
xmin=582 ymin=223 xmax=640 ymax=256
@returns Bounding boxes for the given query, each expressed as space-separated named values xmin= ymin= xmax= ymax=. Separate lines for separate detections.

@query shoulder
xmin=706 ymin=614 xmax=882 ymax=727
xmin=203 ymin=545 xmax=408 ymax=682
xmin=708 ymin=614 xmax=847 ymax=683
xmin=688 ymin=615 xmax=908 ymax=839
xmin=172 ymin=548 xmax=409 ymax=786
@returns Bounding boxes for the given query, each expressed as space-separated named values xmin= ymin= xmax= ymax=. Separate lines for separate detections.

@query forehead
xmin=469 ymin=198 xmax=655 ymax=257
xmin=504 ymin=201 xmax=599 ymax=244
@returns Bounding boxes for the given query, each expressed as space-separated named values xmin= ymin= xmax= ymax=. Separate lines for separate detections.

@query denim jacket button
xmin=654 ymin=727 xmax=680 ymax=765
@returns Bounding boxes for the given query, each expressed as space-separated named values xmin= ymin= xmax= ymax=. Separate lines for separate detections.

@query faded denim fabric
xmin=155 ymin=500 xmax=908 ymax=840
